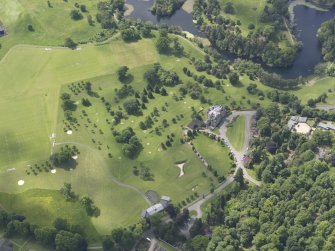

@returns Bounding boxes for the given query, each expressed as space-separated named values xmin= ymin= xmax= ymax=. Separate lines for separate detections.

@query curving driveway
xmin=187 ymin=110 xmax=261 ymax=218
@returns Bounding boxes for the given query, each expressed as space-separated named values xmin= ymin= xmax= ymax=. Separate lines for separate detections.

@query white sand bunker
xmin=18 ymin=180 xmax=25 ymax=186
xmin=176 ymin=163 xmax=185 ymax=177
xmin=67 ymin=130 xmax=73 ymax=135
xmin=124 ymin=3 xmax=134 ymax=16
xmin=72 ymin=155 xmax=78 ymax=160
xmin=45 ymin=48 xmax=52 ymax=51
xmin=51 ymin=169 xmax=57 ymax=174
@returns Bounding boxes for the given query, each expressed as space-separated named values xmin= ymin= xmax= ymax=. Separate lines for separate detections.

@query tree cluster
xmin=113 ymin=127 xmax=143 ymax=158
xmin=318 ymin=18 xmax=335 ymax=62
xmin=151 ymin=0 xmax=185 ymax=17
xmin=0 ymin=212 xmax=87 ymax=251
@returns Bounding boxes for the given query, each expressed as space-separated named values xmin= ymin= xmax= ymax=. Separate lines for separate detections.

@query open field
xmin=226 ymin=115 xmax=246 ymax=151
xmin=0 ymin=189 xmax=100 ymax=242
xmin=218 ymin=0 xmax=268 ymax=36
xmin=0 ymin=0 xmax=101 ymax=59
xmin=192 ymin=134 xmax=234 ymax=177
xmin=295 ymin=77 xmax=335 ymax=104
xmin=1 ymin=27 xmax=332 ymax=240
xmin=0 ymin=35 xmax=234 ymax=236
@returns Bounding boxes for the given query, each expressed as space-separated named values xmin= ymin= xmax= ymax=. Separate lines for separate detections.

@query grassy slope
xmin=192 ymin=134 xmax=234 ymax=177
xmin=226 ymin=115 xmax=246 ymax=151
xmin=295 ymin=77 xmax=335 ymax=104
xmin=0 ymin=0 xmax=101 ymax=58
xmin=0 ymin=189 xmax=100 ymax=242
xmin=218 ymin=0 xmax=268 ymax=36
xmin=217 ymin=0 xmax=292 ymax=48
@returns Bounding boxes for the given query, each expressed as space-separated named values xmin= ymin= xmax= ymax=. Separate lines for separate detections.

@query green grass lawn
xmin=218 ymin=0 xmax=268 ymax=36
xmin=226 ymin=115 xmax=246 ymax=151
xmin=0 ymin=33 xmax=276 ymax=238
xmin=192 ymin=134 xmax=234 ymax=177
xmin=294 ymin=77 xmax=335 ymax=105
xmin=0 ymin=0 xmax=102 ymax=59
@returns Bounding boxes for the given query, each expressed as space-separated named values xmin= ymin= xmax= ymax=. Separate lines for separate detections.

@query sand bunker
xmin=67 ymin=130 xmax=73 ymax=135
xmin=72 ymin=155 xmax=78 ymax=160
xmin=18 ymin=180 xmax=25 ymax=186
xmin=294 ymin=123 xmax=312 ymax=134
xmin=51 ymin=169 xmax=57 ymax=174
xmin=182 ymin=0 xmax=195 ymax=13
xmin=124 ymin=3 xmax=134 ymax=16
xmin=176 ymin=163 xmax=185 ymax=177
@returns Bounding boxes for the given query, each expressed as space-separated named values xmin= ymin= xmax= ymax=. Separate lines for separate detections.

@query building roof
xmin=208 ymin=105 xmax=225 ymax=117
xmin=187 ymin=118 xmax=204 ymax=131
xmin=318 ymin=122 xmax=335 ymax=130
xmin=288 ymin=116 xmax=308 ymax=129
xmin=0 ymin=26 xmax=4 ymax=32
xmin=146 ymin=203 xmax=164 ymax=216
xmin=161 ymin=196 xmax=170 ymax=202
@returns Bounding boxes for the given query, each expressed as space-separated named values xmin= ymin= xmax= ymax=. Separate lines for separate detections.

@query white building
xmin=288 ymin=116 xmax=308 ymax=130
xmin=317 ymin=122 xmax=335 ymax=131
xmin=141 ymin=196 xmax=170 ymax=218
xmin=205 ymin=105 xmax=226 ymax=128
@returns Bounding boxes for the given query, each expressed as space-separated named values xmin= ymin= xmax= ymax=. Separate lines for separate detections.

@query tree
xmin=123 ymin=99 xmax=141 ymax=115
xmin=121 ymin=27 xmax=140 ymax=42
xmin=187 ymin=235 xmax=210 ymax=251
xmin=53 ymin=218 xmax=69 ymax=231
xmin=34 ymin=227 xmax=57 ymax=246
xmin=117 ymin=66 xmax=129 ymax=82
xmin=234 ymin=168 xmax=244 ymax=186
xmin=60 ymin=183 xmax=76 ymax=201
xmin=80 ymin=196 xmax=100 ymax=217
xmin=64 ymin=38 xmax=77 ymax=49
xmin=27 ymin=24 xmax=34 ymax=32
xmin=228 ymin=72 xmax=239 ymax=85
xmin=173 ymin=38 xmax=184 ymax=54
xmin=70 ymin=9 xmax=83 ymax=20
xmin=55 ymin=230 xmax=87 ymax=251
xmin=156 ymin=34 xmax=171 ymax=53
xmin=224 ymin=2 xmax=235 ymax=14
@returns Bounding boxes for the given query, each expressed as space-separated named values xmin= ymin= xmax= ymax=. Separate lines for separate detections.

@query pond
xmin=126 ymin=0 xmax=335 ymax=79
xmin=269 ymin=5 xmax=335 ymax=78
xmin=126 ymin=0 xmax=202 ymax=36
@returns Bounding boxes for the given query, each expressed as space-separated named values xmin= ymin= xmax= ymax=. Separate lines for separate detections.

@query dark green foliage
xmin=228 ymin=72 xmax=239 ymax=85
xmin=144 ymin=63 xmax=180 ymax=88
xmin=224 ymin=2 xmax=235 ymax=14
xmin=64 ymin=38 xmax=77 ymax=49
xmin=55 ymin=230 xmax=87 ymax=251
xmin=123 ymin=99 xmax=141 ymax=115
xmin=114 ymin=127 xmax=143 ymax=158
xmin=96 ymin=0 xmax=124 ymax=29
xmin=117 ymin=66 xmax=130 ymax=82
xmin=60 ymin=183 xmax=76 ymax=201
xmin=70 ymin=9 xmax=83 ymax=20
xmin=156 ymin=31 xmax=171 ymax=53
xmin=116 ymin=84 xmax=134 ymax=99
xmin=151 ymin=0 xmax=185 ymax=17
xmin=49 ymin=147 xmax=74 ymax=167
xmin=103 ymin=227 xmax=143 ymax=251
xmin=80 ymin=196 xmax=100 ymax=217
xmin=82 ymin=98 xmax=91 ymax=107
xmin=121 ymin=27 xmax=141 ymax=42
xmin=318 ymin=18 xmax=335 ymax=62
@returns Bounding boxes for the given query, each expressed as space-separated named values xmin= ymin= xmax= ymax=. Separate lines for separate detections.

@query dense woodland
xmin=193 ymin=0 xmax=300 ymax=68
xmin=318 ymin=18 xmax=335 ymax=62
